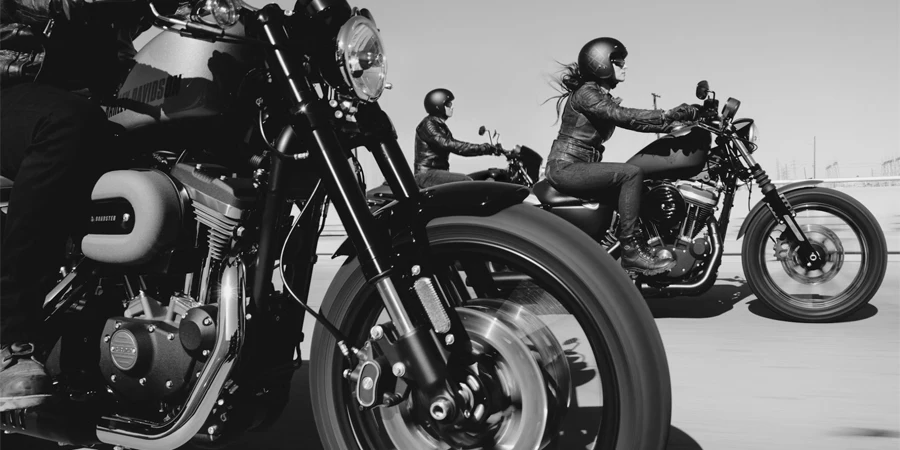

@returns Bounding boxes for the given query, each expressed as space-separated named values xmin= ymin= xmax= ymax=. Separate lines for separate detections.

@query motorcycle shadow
xmin=746 ymin=299 xmax=879 ymax=322
xmin=644 ymin=277 xmax=752 ymax=319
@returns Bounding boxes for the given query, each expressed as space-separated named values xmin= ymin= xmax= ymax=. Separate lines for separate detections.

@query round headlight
xmin=206 ymin=0 xmax=240 ymax=27
xmin=336 ymin=16 xmax=387 ymax=102
xmin=747 ymin=122 xmax=759 ymax=143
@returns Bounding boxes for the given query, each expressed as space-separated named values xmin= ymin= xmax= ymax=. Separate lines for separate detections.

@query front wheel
xmin=310 ymin=204 xmax=671 ymax=449
xmin=741 ymin=188 xmax=887 ymax=322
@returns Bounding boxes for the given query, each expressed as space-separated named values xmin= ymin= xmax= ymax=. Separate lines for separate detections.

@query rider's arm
xmin=574 ymin=88 xmax=671 ymax=133
xmin=419 ymin=119 xmax=492 ymax=157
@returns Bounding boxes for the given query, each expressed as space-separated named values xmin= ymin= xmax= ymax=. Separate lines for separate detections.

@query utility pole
xmin=651 ymin=93 xmax=662 ymax=139
xmin=813 ymin=136 xmax=816 ymax=178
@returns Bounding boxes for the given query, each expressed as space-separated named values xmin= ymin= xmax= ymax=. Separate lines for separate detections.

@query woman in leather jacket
xmin=413 ymin=88 xmax=498 ymax=188
xmin=545 ymin=37 xmax=699 ymax=276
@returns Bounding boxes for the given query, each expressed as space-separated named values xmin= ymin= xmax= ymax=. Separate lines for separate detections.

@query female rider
xmin=546 ymin=37 xmax=700 ymax=276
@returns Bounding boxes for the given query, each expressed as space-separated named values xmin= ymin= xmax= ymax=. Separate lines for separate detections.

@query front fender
xmin=333 ymin=181 xmax=530 ymax=258
xmin=736 ymin=179 xmax=823 ymax=239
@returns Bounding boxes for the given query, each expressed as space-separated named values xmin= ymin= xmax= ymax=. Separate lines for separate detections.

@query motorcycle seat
xmin=532 ymin=179 xmax=586 ymax=207
xmin=0 ymin=175 xmax=12 ymax=205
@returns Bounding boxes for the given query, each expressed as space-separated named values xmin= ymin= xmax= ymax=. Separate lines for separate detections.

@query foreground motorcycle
xmin=0 ymin=1 xmax=672 ymax=448
xmin=532 ymin=81 xmax=888 ymax=323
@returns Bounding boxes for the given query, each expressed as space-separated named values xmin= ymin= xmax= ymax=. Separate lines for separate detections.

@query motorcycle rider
xmin=413 ymin=88 xmax=499 ymax=188
xmin=545 ymin=37 xmax=700 ymax=276
xmin=0 ymin=0 xmax=168 ymax=411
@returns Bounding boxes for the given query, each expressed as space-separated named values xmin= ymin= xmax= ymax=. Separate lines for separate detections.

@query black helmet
xmin=577 ymin=37 xmax=628 ymax=81
xmin=424 ymin=88 xmax=454 ymax=117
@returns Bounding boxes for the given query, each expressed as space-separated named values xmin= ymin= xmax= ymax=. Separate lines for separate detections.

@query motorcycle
xmin=466 ymin=125 xmax=543 ymax=187
xmin=531 ymin=80 xmax=888 ymax=323
xmin=366 ymin=125 xmax=542 ymax=207
xmin=0 ymin=1 xmax=672 ymax=448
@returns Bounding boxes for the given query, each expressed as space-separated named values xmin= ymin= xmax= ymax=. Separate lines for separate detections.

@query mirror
xmin=478 ymin=125 xmax=487 ymax=136
xmin=695 ymin=80 xmax=709 ymax=100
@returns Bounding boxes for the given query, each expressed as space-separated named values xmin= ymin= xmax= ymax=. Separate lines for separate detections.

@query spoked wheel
xmin=311 ymin=204 xmax=671 ymax=449
xmin=742 ymin=188 xmax=887 ymax=322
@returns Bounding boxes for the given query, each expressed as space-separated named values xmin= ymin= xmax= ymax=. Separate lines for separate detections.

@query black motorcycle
xmin=0 ymin=1 xmax=672 ymax=449
xmin=466 ymin=125 xmax=543 ymax=187
xmin=366 ymin=125 xmax=542 ymax=207
xmin=532 ymin=81 xmax=888 ymax=323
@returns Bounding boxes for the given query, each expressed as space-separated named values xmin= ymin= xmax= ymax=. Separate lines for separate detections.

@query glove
xmin=480 ymin=143 xmax=499 ymax=155
xmin=665 ymin=103 xmax=700 ymax=122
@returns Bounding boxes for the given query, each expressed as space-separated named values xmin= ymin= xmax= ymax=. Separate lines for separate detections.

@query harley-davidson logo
xmin=106 ymin=74 xmax=183 ymax=118
xmin=110 ymin=330 xmax=138 ymax=371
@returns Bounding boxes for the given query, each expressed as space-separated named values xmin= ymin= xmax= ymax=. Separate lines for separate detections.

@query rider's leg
xmin=545 ymin=159 xmax=674 ymax=275
xmin=0 ymin=82 xmax=110 ymax=411
xmin=414 ymin=169 xmax=473 ymax=188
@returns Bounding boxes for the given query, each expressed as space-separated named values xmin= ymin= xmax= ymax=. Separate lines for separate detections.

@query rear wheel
xmin=310 ymin=204 xmax=671 ymax=449
xmin=741 ymin=188 xmax=887 ymax=322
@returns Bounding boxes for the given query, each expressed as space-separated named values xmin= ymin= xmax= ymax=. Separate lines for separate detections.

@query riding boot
xmin=621 ymin=236 xmax=676 ymax=277
xmin=0 ymin=343 xmax=52 ymax=411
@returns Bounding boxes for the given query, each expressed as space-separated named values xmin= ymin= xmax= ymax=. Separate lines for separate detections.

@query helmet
xmin=424 ymin=88 xmax=454 ymax=117
xmin=577 ymin=37 xmax=628 ymax=81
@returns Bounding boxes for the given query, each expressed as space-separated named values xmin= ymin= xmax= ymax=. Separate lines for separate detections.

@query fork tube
xmin=255 ymin=6 xmax=396 ymax=288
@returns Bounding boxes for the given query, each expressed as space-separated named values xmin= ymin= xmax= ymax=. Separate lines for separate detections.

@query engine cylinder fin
xmin=193 ymin=202 xmax=239 ymax=260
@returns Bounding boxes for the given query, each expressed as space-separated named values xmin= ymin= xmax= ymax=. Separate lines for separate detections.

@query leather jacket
xmin=1 ymin=0 xmax=152 ymax=94
xmin=414 ymin=115 xmax=490 ymax=174
xmin=550 ymin=81 xmax=680 ymax=163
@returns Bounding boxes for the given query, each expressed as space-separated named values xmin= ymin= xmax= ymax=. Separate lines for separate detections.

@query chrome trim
xmin=97 ymin=257 xmax=246 ymax=449
xmin=665 ymin=218 xmax=722 ymax=291
xmin=43 ymin=266 xmax=79 ymax=308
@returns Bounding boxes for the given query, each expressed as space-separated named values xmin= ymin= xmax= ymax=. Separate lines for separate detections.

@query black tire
xmin=741 ymin=188 xmax=887 ymax=322
xmin=310 ymin=204 xmax=671 ymax=450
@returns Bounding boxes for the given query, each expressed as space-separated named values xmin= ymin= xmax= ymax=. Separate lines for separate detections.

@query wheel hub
xmin=774 ymin=224 xmax=844 ymax=285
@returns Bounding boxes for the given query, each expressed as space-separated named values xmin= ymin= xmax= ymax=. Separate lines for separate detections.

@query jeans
xmin=0 ymin=83 xmax=113 ymax=347
xmin=545 ymin=139 xmax=643 ymax=240
xmin=414 ymin=169 xmax=473 ymax=189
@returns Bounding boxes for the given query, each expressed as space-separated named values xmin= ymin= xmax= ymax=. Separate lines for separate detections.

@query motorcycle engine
xmin=643 ymin=180 xmax=720 ymax=243
xmin=642 ymin=180 xmax=720 ymax=279
xmin=99 ymin=293 xmax=216 ymax=404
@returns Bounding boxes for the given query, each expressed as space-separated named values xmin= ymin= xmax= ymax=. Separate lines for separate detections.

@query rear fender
xmin=736 ymin=180 xmax=823 ymax=239
xmin=333 ymin=181 xmax=529 ymax=258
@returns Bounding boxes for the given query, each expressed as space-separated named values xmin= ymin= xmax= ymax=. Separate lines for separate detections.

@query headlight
xmin=336 ymin=16 xmax=387 ymax=102
xmin=747 ymin=122 xmax=759 ymax=143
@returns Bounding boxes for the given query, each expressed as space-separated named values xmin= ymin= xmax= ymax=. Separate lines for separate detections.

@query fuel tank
xmin=626 ymin=125 xmax=712 ymax=180
xmin=105 ymin=23 xmax=257 ymax=131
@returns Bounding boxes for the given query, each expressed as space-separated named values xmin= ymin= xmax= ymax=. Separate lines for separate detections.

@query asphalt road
xmin=3 ymin=255 xmax=898 ymax=450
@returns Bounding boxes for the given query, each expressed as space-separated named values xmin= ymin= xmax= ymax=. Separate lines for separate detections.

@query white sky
xmin=138 ymin=0 xmax=899 ymax=182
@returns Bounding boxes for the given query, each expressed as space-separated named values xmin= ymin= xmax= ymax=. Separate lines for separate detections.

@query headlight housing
xmin=336 ymin=15 xmax=387 ymax=102
xmin=733 ymin=118 xmax=759 ymax=153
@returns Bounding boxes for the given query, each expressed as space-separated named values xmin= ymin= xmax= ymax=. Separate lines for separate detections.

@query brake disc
xmin=381 ymin=306 xmax=554 ymax=450
xmin=775 ymin=223 xmax=844 ymax=285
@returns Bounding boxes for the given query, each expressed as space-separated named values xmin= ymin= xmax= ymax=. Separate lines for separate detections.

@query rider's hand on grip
xmin=665 ymin=103 xmax=700 ymax=122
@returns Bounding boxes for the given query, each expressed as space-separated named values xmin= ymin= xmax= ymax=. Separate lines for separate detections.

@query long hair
xmin=544 ymin=62 xmax=587 ymax=123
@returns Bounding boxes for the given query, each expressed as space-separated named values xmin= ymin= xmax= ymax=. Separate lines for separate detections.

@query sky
xmin=138 ymin=0 xmax=899 ymax=183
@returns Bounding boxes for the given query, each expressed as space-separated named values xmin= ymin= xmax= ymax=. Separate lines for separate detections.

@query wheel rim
xmin=757 ymin=202 xmax=868 ymax=309
xmin=339 ymin=241 xmax=620 ymax=449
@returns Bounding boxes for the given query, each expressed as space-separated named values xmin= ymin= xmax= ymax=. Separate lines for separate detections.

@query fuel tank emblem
xmin=106 ymin=74 xmax=183 ymax=118
xmin=110 ymin=330 xmax=139 ymax=371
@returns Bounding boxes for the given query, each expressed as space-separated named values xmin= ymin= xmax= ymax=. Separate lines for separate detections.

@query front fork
xmin=254 ymin=6 xmax=470 ymax=424
xmin=733 ymin=140 xmax=822 ymax=267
